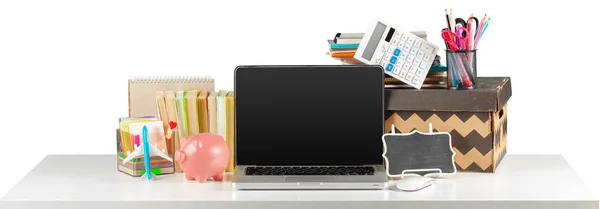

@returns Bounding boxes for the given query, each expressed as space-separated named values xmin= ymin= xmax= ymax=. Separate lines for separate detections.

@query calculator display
xmin=361 ymin=22 xmax=387 ymax=61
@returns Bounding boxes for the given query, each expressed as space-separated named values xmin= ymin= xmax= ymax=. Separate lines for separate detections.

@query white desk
xmin=1 ymin=155 xmax=598 ymax=209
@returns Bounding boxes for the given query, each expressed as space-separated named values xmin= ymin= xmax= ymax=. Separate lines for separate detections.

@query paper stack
xmin=326 ymin=33 xmax=364 ymax=64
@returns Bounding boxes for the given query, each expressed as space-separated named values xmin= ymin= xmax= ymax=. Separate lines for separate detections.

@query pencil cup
xmin=446 ymin=50 xmax=477 ymax=89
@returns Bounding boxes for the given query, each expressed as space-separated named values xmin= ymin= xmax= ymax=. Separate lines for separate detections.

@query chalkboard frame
xmin=381 ymin=128 xmax=456 ymax=178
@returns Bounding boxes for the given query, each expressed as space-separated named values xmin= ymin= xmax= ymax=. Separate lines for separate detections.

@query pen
xmin=454 ymin=56 xmax=473 ymax=89
xmin=445 ymin=10 xmax=452 ymax=32
xmin=447 ymin=55 xmax=460 ymax=89
xmin=466 ymin=14 xmax=473 ymax=50
xmin=474 ymin=14 xmax=487 ymax=45
xmin=444 ymin=10 xmax=451 ymax=50
xmin=474 ymin=18 xmax=490 ymax=49
xmin=449 ymin=8 xmax=456 ymax=34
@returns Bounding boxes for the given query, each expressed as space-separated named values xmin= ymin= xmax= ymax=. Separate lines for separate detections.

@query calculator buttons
xmin=407 ymin=55 xmax=415 ymax=63
xmin=421 ymin=44 xmax=433 ymax=54
xmin=414 ymin=40 xmax=422 ymax=48
xmin=402 ymin=62 xmax=411 ymax=70
xmin=396 ymin=60 xmax=405 ymax=68
xmin=393 ymin=66 xmax=400 ymax=75
xmin=407 ymin=36 xmax=415 ymax=45
xmin=400 ymin=51 xmax=408 ymax=59
xmin=390 ymin=56 xmax=398 ymax=64
xmin=412 ymin=77 xmax=419 ymax=84
xmin=416 ymin=68 xmax=424 ymax=76
xmin=386 ymin=64 xmax=394 ymax=72
xmin=409 ymin=66 xmax=418 ymax=73
xmin=383 ymin=53 xmax=391 ymax=60
xmin=399 ymin=70 xmax=407 ymax=77
xmin=400 ymin=34 xmax=408 ymax=41
xmin=413 ymin=59 xmax=421 ymax=66
xmin=416 ymin=51 xmax=424 ymax=58
xmin=410 ymin=48 xmax=418 ymax=55
xmin=423 ymin=54 xmax=431 ymax=61
xmin=375 ymin=29 xmax=439 ymax=89
xmin=419 ymin=61 xmax=428 ymax=69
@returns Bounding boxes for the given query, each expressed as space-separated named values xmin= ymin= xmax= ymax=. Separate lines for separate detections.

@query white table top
xmin=1 ymin=155 xmax=598 ymax=209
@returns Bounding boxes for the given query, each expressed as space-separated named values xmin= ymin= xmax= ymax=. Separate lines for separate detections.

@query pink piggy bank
xmin=175 ymin=133 xmax=230 ymax=182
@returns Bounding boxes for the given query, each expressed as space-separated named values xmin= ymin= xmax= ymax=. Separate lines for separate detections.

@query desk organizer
xmin=384 ymin=77 xmax=512 ymax=172
xmin=116 ymin=129 xmax=175 ymax=177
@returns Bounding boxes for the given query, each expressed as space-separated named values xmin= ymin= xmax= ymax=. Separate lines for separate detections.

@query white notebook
xmin=128 ymin=76 xmax=214 ymax=118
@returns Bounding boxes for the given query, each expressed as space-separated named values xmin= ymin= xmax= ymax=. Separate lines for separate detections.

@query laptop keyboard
xmin=245 ymin=166 xmax=375 ymax=176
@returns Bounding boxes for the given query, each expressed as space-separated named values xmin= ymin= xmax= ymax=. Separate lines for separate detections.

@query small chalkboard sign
xmin=382 ymin=124 xmax=456 ymax=177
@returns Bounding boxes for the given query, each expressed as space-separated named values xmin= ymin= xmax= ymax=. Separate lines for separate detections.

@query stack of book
xmin=155 ymin=90 xmax=236 ymax=172
xmin=326 ymin=31 xmax=448 ymax=88
xmin=326 ymin=33 xmax=364 ymax=64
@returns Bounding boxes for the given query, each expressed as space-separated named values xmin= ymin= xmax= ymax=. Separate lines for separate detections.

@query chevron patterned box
xmin=384 ymin=77 xmax=512 ymax=172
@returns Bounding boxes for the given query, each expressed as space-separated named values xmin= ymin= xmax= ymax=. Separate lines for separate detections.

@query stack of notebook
xmin=116 ymin=116 xmax=175 ymax=177
xmin=326 ymin=32 xmax=448 ymax=88
xmin=155 ymin=90 xmax=236 ymax=172
xmin=327 ymin=33 xmax=363 ymax=64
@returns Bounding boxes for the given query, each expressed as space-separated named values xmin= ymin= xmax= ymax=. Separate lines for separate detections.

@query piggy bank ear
xmin=175 ymin=151 xmax=186 ymax=163
xmin=193 ymin=140 xmax=203 ymax=150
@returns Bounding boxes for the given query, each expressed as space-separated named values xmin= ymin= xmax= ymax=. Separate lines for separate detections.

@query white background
xmin=0 ymin=0 xmax=599 ymax=199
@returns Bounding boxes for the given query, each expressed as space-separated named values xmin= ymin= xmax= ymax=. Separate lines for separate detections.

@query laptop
xmin=231 ymin=65 xmax=389 ymax=190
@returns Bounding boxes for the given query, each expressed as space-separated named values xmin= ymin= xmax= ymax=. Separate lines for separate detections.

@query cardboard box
xmin=384 ymin=77 xmax=512 ymax=172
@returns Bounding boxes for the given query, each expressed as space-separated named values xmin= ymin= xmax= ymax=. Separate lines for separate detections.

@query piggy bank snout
xmin=175 ymin=151 xmax=186 ymax=163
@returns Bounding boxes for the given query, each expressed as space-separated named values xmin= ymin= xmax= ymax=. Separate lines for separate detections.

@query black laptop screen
xmin=234 ymin=66 xmax=384 ymax=166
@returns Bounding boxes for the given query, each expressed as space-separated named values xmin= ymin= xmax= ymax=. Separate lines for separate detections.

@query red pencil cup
xmin=446 ymin=50 xmax=477 ymax=89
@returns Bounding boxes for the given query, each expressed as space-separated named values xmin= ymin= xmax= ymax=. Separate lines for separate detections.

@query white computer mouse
xmin=395 ymin=175 xmax=435 ymax=192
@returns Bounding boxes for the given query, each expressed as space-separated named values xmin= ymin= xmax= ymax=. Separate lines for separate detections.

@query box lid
xmin=385 ymin=77 xmax=512 ymax=112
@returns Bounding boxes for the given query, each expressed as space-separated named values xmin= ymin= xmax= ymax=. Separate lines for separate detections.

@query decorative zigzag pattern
xmin=463 ymin=163 xmax=493 ymax=172
xmin=385 ymin=113 xmax=491 ymax=138
xmin=453 ymin=147 xmax=492 ymax=171
xmin=450 ymin=130 xmax=493 ymax=155
xmin=385 ymin=109 xmax=509 ymax=173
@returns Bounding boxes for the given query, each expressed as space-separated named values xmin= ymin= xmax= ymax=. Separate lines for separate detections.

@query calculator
xmin=354 ymin=20 xmax=439 ymax=89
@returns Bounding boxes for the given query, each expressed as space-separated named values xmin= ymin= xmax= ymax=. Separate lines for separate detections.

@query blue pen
xmin=480 ymin=19 xmax=490 ymax=39
xmin=448 ymin=55 xmax=459 ymax=89
xmin=142 ymin=125 xmax=152 ymax=180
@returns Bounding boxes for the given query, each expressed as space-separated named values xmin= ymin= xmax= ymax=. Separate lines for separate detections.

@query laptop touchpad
xmin=285 ymin=177 xmax=334 ymax=182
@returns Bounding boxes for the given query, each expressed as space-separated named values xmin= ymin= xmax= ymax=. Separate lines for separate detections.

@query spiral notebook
xmin=128 ymin=76 xmax=215 ymax=118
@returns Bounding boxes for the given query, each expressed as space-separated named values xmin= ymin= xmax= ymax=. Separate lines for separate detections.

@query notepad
xmin=128 ymin=76 xmax=214 ymax=118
